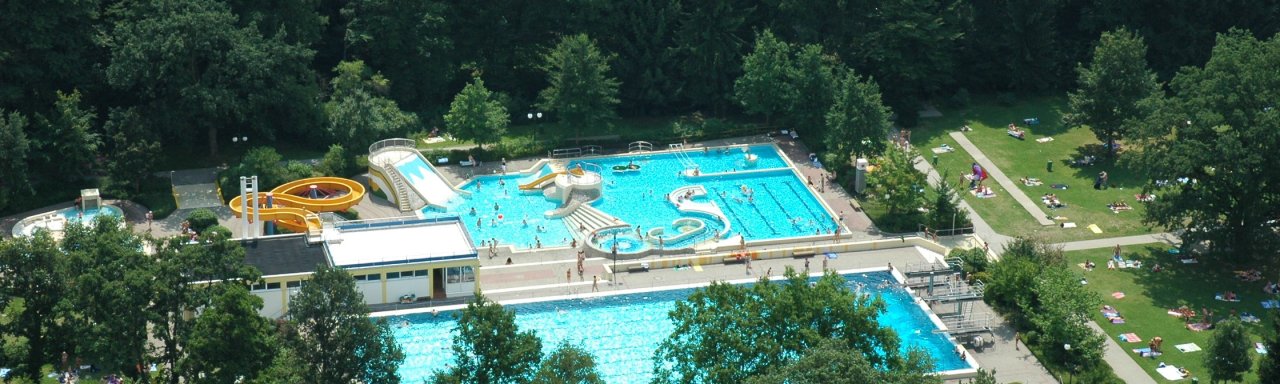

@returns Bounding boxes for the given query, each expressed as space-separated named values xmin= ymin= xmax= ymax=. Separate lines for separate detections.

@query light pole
xmin=1063 ymin=343 xmax=1073 ymax=384
xmin=528 ymin=112 xmax=543 ymax=143
xmin=611 ymin=232 xmax=618 ymax=287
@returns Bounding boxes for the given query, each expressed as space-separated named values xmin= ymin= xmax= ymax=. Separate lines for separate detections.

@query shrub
xmin=996 ymin=92 xmax=1018 ymax=106
xmin=204 ymin=225 xmax=232 ymax=239
xmin=318 ymin=144 xmax=356 ymax=177
xmin=186 ymin=209 xmax=219 ymax=232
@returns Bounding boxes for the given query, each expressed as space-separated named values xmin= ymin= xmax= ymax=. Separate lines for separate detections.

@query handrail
xmin=368 ymin=138 xmax=416 ymax=155
xmin=628 ymin=141 xmax=653 ymax=153
xmin=551 ymin=147 xmax=583 ymax=158
xmin=582 ymin=145 xmax=602 ymax=155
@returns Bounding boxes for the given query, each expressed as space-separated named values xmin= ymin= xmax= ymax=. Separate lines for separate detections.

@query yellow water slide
xmin=228 ymin=177 xmax=367 ymax=233
xmin=518 ymin=168 xmax=585 ymax=190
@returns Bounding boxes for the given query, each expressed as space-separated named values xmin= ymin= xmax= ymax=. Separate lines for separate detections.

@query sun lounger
xmin=1175 ymin=343 xmax=1202 ymax=353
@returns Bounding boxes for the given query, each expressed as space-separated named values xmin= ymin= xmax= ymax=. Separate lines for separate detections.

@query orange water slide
xmin=228 ymin=177 xmax=367 ymax=232
xmin=518 ymin=168 xmax=585 ymax=190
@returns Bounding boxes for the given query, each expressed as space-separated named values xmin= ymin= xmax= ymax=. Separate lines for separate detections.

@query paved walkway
xmin=1088 ymin=321 xmax=1158 ymax=384
xmin=949 ymin=132 xmax=1055 ymax=226
xmin=1057 ymin=232 xmax=1180 ymax=252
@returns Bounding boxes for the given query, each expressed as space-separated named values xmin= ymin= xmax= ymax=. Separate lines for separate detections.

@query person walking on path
xmin=1014 ymin=331 xmax=1021 ymax=351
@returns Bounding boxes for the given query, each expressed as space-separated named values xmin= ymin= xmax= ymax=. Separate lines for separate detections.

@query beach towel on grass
xmin=1215 ymin=293 xmax=1241 ymax=302
xmin=1175 ymin=343 xmax=1202 ymax=353
xmin=1156 ymin=366 xmax=1185 ymax=381
xmin=1242 ymin=312 xmax=1261 ymax=323
xmin=1112 ymin=292 xmax=1126 ymax=299
xmin=1187 ymin=323 xmax=1212 ymax=331
xmin=1257 ymin=342 xmax=1268 ymax=354
xmin=1263 ymin=300 xmax=1280 ymax=309
xmin=1118 ymin=333 xmax=1141 ymax=342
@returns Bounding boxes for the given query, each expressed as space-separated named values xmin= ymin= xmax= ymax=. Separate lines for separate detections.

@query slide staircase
xmin=382 ymin=163 xmax=415 ymax=212
xmin=228 ymin=177 xmax=367 ymax=237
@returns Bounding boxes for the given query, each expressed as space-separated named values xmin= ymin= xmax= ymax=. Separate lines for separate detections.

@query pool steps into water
xmin=564 ymin=205 xmax=628 ymax=239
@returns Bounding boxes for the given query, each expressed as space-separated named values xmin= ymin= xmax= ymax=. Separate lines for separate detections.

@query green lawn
xmin=915 ymin=95 xmax=1161 ymax=242
xmin=1064 ymin=244 xmax=1273 ymax=382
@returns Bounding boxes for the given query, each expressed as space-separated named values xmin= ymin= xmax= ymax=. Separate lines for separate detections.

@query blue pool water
xmin=435 ymin=145 xmax=834 ymax=249
xmin=389 ymin=271 xmax=969 ymax=383
xmin=60 ymin=205 xmax=124 ymax=223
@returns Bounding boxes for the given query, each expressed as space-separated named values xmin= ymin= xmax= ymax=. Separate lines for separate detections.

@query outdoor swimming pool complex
xmin=388 ymin=270 xmax=971 ymax=383
xmin=427 ymin=145 xmax=837 ymax=250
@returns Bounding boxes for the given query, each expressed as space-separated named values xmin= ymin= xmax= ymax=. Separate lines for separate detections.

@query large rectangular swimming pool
xmin=386 ymin=270 xmax=970 ymax=383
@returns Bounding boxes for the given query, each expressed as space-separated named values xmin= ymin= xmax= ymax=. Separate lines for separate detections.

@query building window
xmin=414 ymin=269 xmax=429 ymax=277
xmin=286 ymin=281 xmax=301 ymax=288
xmin=446 ymin=266 xmax=476 ymax=284
xmin=266 ymin=282 xmax=281 ymax=290
xmin=251 ymin=281 xmax=267 ymax=291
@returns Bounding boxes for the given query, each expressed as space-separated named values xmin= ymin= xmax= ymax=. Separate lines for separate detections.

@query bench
xmin=723 ymin=256 xmax=747 ymax=265
xmin=793 ymin=250 xmax=816 ymax=259
xmin=626 ymin=265 xmax=649 ymax=273
xmin=849 ymin=199 xmax=863 ymax=212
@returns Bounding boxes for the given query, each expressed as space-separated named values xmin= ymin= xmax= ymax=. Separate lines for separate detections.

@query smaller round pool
xmin=13 ymin=205 xmax=125 ymax=237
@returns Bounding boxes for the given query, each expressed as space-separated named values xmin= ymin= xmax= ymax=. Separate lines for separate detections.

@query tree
xmin=1029 ymin=267 xmax=1104 ymax=369
xmin=531 ymin=342 xmax=604 ymax=384
xmin=786 ymin=44 xmax=840 ymax=147
xmin=0 ymin=233 xmax=68 ymax=382
xmin=325 ymin=60 xmax=420 ymax=153
xmin=445 ymin=77 xmax=509 ymax=149
xmin=34 ymin=90 xmax=100 ymax=182
xmin=1128 ymin=30 xmax=1280 ymax=259
xmin=735 ymin=30 xmax=794 ymax=125
xmin=106 ymin=0 xmax=318 ymax=156
xmin=1204 ymin=318 xmax=1251 ymax=383
xmin=652 ymin=269 xmax=905 ymax=383
xmin=435 ymin=293 xmax=542 ymax=384
xmin=825 ymin=71 xmax=892 ymax=161
xmin=1065 ymin=28 xmax=1161 ymax=156
xmin=182 ymin=284 xmax=277 ymax=384
xmin=342 ymin=0 xmax=454 ymax=113
xmin=0 ymin=111 xmax=32 ymax=211
xmin=983 ymin=237 xmax=1063 ymax=326
xmin=929 ymin=172 xmax=971 ymax=233
xmin=745 ymin=338 xmax=938 ymax=384
xmin=583 ymin=0 xmax=682 ymax=114
xmin=59 ymin=216 xmax=153 ymax=380
xmin=1258 ymin=313 xmax=1280 ymax=383
xmin=671 ymin=0 xmax=752 ymax=114
xmin=970 ymin=368 xmax=1000 ymax=384
xmin=538 ymin=34 xmax=620 ymax=143
xmin=318 ymin=144 xmax=355 ymax=177
xmin=286 ymin=265 xmax=403 ymax=384
xmin=103 ymin=107 xmax=161 ymax=195
xmin=869 ymin=149 xmax=928 ymax=216
xmin=0 ymin=0 xmax=101 ymax=112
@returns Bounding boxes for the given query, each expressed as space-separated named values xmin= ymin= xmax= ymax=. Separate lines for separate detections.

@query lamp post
xmin=1063 ymin=343 xmax=1073 ymax=384
xmin=528 ymin=112 xmax=543 ymax=143
xmin=611 ymin=232 xmax=618 ymax=287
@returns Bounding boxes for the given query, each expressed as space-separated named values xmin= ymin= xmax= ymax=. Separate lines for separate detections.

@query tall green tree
xmin=735 ymin=30 xmax=794 ymax=125
xmin=0 ymin=233 xmax=68 ymax=382
xmin=0 ymin=0 xmax=102 ymax=112
xmin=225 ymin=0 xmax=324 ymax=47
xmin=852 ymin=0 xmax=970 ymax=127
xmin=671 ymin=0 xmax=752 ymax=114
xmin=929 ymin=172 xmax=971 ymax=233
xmin=1029 ymin=267 xmax=1104 ymax=369
xmin=102 ymin=107 xmax=161 ymax=194
xmin=181 ymin=284 xmax=278 ymax=384
xmin=446 ymin=77 xmax=509 ymax=149
xmin=105 ymin=0 xmax=318 ymax=156
xmin=1065 ymin=28 xmax=1161 ymax=156
xmin=286 ymin=265 xmax=403 ymax=384
xmin=0 ymin=111 xmax=32 ymax=211
xmin=531 ymin=342 xmax=604 ymax=384
xmin=1204 ymin=318 xmax=1251 ymax=383
xmin=584 ymin=0 xmax=682 ymax=115
xmin=652 ymin=269 xmax=905 ymax=383
xmin=962 ymin=0 xmax=1067 ymax=92
xmin=34 ymin=90 xmax=100 ymax=182
xmin=1128 ymin=30 xmax=1280 ymax=259
xmin=786 ymin=44 xmax=840 ymax=146
xmin=1258 ymin=312 xmax=1280 ymax=383
xmin=868 ymin=149 xmax=928 ymax=216
xmin=538 ymin=34 xmax=620 ymax=143
xmin=825 ymin=71 xmax=892 ymax=160
xmin=343 ymin=0 xmax=454 ymax=114
xmin=745 ymin=338 xmax=938 ymax=384
xmin=325 ymin=60 xmax=420 ymax=153
xmin=434 ymin=293 xmax=542 ymax=384
xmin=59 ymin=216 xmax=153 ymax=380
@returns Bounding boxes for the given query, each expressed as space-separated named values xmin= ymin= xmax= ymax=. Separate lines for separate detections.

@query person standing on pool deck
xmin=592 ymin=275 xmax=599 ymax=292
xmin=566 ymin=269 xmax=572 ymax=284
xmin=822 ymin=257 xmax=828 ymax=271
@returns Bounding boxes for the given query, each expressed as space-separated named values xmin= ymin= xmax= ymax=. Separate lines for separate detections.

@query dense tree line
xmin=2 ymin=0 xmax=1274 ymax=213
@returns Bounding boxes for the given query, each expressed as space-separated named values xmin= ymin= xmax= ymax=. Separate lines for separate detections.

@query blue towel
xmin=825 ymin=252 xmax=838 ymax=260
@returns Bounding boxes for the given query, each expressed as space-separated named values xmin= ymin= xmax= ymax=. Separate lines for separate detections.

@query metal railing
xmin=582 ymin=145 xmax=602 ymax=155
xmin=551 ymin=147 xmax=583 ymax=158
xmin=368 ymin=138 xmax=416 ymax=156
xmin=628 ymin=141 xmax=653 ymax=153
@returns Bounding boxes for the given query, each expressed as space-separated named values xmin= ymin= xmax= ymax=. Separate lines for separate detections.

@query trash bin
xmin=1046 ymin=160 xmax=1053 ymax=172
xmin=932 ymin=154 xmax=939 ymax=166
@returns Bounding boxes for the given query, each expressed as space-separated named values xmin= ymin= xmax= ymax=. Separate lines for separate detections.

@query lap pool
xmin=383 ymin=270 xmax=972 ymax=383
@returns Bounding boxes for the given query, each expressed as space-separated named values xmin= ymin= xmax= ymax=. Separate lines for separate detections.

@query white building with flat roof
xmin=242 ymin=216 xmax=479 ymax=318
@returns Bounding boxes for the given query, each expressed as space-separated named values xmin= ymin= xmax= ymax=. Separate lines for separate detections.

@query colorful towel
xmin=1175 ymin=343 xmax=1202 ymax=353
xmin=1118 ymin=333 xmax=1142 ymax=342
xmin=1262 ymin=300 xmax=1280 ymax=309
xmin=1242 ymin=312 xmax=1261 ymax=323
xmin=1216 ymin=293 xmax=1241 ymax=302
xmin=1187 ymin=323 xmax=1212 ymax=331
xmin=1111 ymin=317 xmax=1126 ymax=324
xmin=1088 ymin=224 xmax=1103 ymax=234
xmin=1051 ymin=183 xmax=1069 ymax=190
xmin=1112 ymin=292 xmax=1126 ymax=299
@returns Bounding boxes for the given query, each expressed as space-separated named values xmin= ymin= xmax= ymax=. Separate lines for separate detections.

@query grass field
xmin=1064 ymin=244 xmax=1273 ymax=382
xmin=914 ymin=95 xmax=1161 ymax=242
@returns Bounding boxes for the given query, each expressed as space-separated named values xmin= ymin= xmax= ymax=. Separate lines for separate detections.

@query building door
xmin=433 ymin=268 xmax=447 ymax=300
